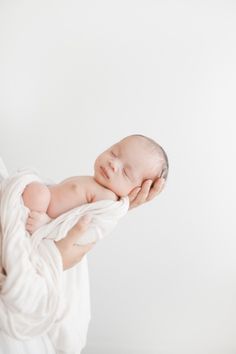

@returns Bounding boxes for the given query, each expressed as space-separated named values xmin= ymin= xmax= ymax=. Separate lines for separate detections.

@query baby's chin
xmin=108 ymin=185 xmax=130 ymax=198
xmin=93 ymin=174 xmax=117 ymax=193
xmin=102 ymin=183 xmax=124 ymax=197
xmin=93 ymin=174 xmax=129 ymax=197
xmin=93 ymin=174 xmax=107 ymax=188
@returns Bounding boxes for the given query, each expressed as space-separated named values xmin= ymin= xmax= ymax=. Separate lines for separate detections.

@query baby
xmin=22 ymin=134 xmax=169 ymax=234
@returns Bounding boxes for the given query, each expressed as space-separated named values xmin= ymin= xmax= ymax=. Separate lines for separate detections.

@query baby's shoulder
xmin=89 ymin=178 xmax=118 ymax=202
xmin=59 ymin=176 xmax=118 ymax=203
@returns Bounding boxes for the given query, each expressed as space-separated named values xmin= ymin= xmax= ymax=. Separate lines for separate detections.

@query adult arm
xmin=54 ymin=215 xmax=95 ymax=270
xmin=0 ymin=215 xmax=94 ymax=339
xmin=55 ymin=178 xmax=166 ymax=270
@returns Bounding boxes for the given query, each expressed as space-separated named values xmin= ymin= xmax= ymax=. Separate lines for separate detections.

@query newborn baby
xmin=22 ymin=134 xmax=169 ymax=234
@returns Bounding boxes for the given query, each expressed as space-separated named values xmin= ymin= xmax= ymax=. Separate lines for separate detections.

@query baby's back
xmin=47 ymin=176 xmax=117 ymax=218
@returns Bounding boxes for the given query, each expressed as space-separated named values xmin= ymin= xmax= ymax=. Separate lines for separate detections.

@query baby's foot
xmin=26 ymin=211 xmax=52 ymax=235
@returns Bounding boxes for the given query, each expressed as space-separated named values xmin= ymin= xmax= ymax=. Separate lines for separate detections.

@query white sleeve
xmin=0 ymin=237 xmax=65 ymax=340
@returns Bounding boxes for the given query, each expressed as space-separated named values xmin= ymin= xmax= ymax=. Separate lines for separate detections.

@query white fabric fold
xmin=0 ymin=160 xmax=129 ymax=354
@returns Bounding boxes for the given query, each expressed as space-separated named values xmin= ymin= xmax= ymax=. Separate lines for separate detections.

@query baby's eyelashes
xmin=123 ymin=168 xmax=128 ymax=178
xmin=123 ymin=168 xmax=131 ymax=181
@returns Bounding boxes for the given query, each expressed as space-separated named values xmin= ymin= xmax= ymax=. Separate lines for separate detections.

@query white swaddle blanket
xmin=0 ymin=158 xmax=129 ymax=354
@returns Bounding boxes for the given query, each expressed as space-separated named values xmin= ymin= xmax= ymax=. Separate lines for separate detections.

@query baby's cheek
xmin=106 ymin=181 xmax=121 ymax=197
xmin=116 ymin=183 xmax=133 ymax=197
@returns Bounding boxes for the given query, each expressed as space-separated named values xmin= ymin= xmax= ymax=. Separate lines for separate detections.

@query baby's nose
xmin=109 ymin=158 xmax=121 ymax=173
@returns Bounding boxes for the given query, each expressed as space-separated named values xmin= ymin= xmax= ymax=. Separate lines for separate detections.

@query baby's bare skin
xmin=47 ymin=176 xmax=117 ymax=218
xmin=23 ymin=176 xmax=117 ymax=234
xmin=23 ymin=135 xmax=167 ymax=234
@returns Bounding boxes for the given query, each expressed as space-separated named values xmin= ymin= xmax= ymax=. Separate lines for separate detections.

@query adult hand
xmin=54 ymin=215 xmax=95 ymax=270
xmin=128 ymin=177 xmax=166 ymax=210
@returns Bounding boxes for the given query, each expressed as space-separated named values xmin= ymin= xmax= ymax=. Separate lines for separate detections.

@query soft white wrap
xmin=0 ymin=159 xmax=129 ymax=354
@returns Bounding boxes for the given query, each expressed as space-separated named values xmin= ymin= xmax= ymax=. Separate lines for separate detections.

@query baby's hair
xmin=129 ymin=134 xmax=169 ymax=181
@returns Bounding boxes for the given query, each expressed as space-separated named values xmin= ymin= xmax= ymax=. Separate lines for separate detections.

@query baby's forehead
xmin=117 ymin=137 xmax=160 ymax=157
xmin=110 ymin=135 xmax=167 ymax=180
xmin=116 ymin=136 xmax=148 ymax=149
xmin=119 ymin=138 xmax=162 ymax=166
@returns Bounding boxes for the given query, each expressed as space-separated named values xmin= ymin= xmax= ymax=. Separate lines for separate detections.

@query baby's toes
xmin=26 ymin=223 xmax=33 ymax=234
xmin=29 ymin=211 xmax=40 ymax=218
xmin=26 ymin=217 xmax=36 ymax=227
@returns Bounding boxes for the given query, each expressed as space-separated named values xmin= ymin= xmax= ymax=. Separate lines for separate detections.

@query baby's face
xmin=94 ymin=136 xmax=161 ymax=197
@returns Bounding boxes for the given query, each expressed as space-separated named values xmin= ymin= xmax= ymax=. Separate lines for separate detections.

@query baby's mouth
xmin=100 ymin=166 xmax=110 ymax=180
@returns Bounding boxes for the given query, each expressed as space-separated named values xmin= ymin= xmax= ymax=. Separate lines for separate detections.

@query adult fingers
xmin=146 ymin=177 xmax=166 ymax=202
xmin=128 ymin=186 xmax=141 ymax=204
xmin=55 ymin=215 xmax=94 ymax=270
xmin=66 ymin=214 xmax=92 ymax=244
xmin=129 ymin=180 xmax=153 ymax=209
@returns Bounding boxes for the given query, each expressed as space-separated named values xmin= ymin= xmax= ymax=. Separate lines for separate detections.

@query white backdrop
xmin=0 ymin=1 xmax=236 ymax=353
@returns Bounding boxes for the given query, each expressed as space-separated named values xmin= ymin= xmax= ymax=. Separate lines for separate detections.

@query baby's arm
xmin=22 ymin=182 xmax=52 ymax=234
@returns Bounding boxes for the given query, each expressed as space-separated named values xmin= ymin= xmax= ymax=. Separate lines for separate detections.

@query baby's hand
xmin=26 ymin=211 xmax=52 ymax=235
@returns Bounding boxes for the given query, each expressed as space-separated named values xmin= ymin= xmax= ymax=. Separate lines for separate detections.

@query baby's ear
xmin=150 ymin=176 xmax=164 ymax=189
xmin=160 ymin=167 xmax=168 ymax=180
xmin=150 ymin=179 xmax=156 ymax=189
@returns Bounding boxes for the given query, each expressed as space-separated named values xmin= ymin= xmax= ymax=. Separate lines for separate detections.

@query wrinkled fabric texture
xmin=0 ymin=330 xmax=56 ymax=354
xmin=0 ymin=158 xmax=129 ymax=354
